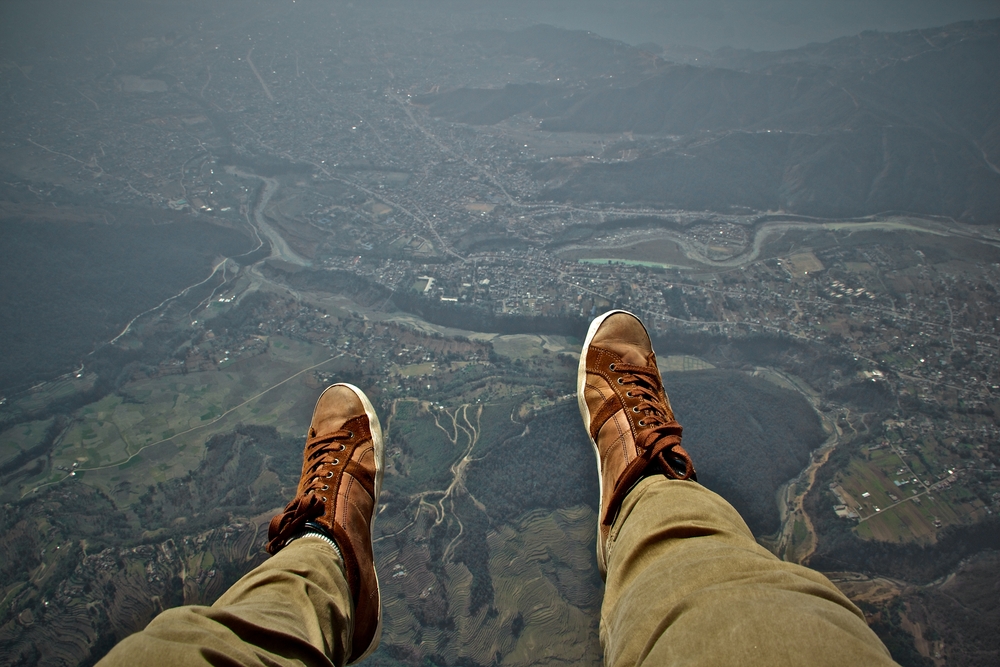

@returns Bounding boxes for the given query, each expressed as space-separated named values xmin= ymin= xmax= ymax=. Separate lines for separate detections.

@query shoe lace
xmin=603 ymin=356 xmax=696 ymax=527
xmin=266 ymin=428 xmax=354 ymax=554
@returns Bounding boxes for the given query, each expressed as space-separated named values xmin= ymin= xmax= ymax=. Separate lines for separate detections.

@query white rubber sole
xmin=577 ymin=309 xmax=636 ymax=577
xmin=325 ymin=382 xmax=384 ymax=663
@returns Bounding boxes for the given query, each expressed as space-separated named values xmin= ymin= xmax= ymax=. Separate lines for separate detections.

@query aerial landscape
xmin=1 ymin=1 xmax=999 ymax=665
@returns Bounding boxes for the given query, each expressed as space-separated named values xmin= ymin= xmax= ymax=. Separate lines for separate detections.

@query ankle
xmin=289 ymin=522 xmax=344 ymax=562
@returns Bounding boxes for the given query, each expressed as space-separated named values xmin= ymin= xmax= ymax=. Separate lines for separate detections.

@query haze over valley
xmin=1 ymin=2 xmax=999 ymax=666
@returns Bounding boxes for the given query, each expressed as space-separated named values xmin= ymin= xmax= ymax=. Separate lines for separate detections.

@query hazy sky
xmin=2 ymin=0 xmax=999 ymax=58
xmin=509 ymin=0 xmax=1000 ymax=50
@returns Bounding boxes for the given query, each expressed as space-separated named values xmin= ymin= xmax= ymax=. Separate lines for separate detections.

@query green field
xmin=837 ymin=438 xmax=982 ymax=544
xmin=4 ymin=336 xmax=339 ymax=504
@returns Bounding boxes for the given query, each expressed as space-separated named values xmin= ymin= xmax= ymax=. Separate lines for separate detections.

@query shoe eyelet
xmin=609 ymin=363 xmax=616 ymax=371
xmin=639 ymin=420 xmax=645 ymax=426
xmin=348 ymin=431 xmax=354 ymax=439
xmin=322 ymin=484 xmax=329 ymax=491
xmin=626 ymin=391 xmax=632 ymax=397
xmin=617 ymin=377 xmax=624 ymax=385
xmin=321 ymin=497 xmax=327 ymax=502
xmin=332 ymin=459 xmax=340 ymax=465
xmin=326 ymin=471 xmax=334 ymax=478
xmin=338 ymin=444 xmax=346 ymax=451
xmin=632 ymin=406 xmax=640 ymax=413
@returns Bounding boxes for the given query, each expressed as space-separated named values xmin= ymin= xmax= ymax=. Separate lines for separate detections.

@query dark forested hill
xmin=667 ymin=370 xmax=825 ymax=536
xmin=419 ymin=20 xmax=1000 ymax=223
xmin=0 ymin=214 xmax=252 ymax=396
xmin=466 ymin=369 xmax=824 ymax=539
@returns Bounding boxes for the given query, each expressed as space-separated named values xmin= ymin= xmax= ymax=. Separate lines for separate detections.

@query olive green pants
xmin=601 ymin=477 xmax=896 ymax=666
xmin=100 ymin=480 xmax=897 ymax=666
xmin=99 ymin=537 xmax=352 ymax=667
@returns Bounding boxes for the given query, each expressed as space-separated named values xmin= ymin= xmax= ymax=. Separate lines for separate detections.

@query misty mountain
xmin=451 ymin=24 xmax=653 ymax=82
xmin=418 ymin=20 xmax=1000 ymax=222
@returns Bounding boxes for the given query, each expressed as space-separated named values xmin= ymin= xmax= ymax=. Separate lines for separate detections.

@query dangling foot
xmin=267 ymin=383 xmax=384 ymax=664
xmin=577 ymin=310 xmax=696 ymax=577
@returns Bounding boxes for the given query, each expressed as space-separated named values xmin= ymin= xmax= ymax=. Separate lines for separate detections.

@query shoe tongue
xmin=600 ymin=342 xmax=653 ymax=367
xmin=620 ymin=347 xmax=652 ymax=366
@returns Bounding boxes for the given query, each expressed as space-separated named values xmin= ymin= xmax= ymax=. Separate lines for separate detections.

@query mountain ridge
xmin=418 ymin=19 xmax=1000 ymax=223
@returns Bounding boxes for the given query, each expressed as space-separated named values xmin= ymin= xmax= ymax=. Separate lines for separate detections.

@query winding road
xmin=376 ymin=400 xmax=520 ymax=566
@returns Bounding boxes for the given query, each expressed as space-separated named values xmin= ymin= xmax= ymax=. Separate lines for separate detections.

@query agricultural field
xmin=658 ymin=355 xmax=715 ymax=373
xmin=3 ymin=335 xmax=334 ymax=504
xmin=561 ymin=237 xmax=697 ymax=270
xmin=489 ymin=333 xmax=577 ymax=361
xmin=832 ymin=430 xmax=993 ymax=544
xmin=784 ymin=252 xmax=824 ymax=276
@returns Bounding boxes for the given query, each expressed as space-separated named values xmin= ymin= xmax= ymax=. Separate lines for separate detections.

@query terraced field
xmin=374 ymin=505 xmax=602 ymax=667
xmin=0 ymin=520 xmax=268 ymax=666
xmin=487 ymin=508 xmax=601 ymax=666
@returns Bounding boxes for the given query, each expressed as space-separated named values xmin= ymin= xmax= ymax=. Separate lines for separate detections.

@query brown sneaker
xmin=266 ymin=383 xmax=384 ymax=664
xmin=577 ymin=310 xmax=696 ymax=576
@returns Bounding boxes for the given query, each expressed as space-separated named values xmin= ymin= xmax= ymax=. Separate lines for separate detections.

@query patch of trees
xmin=829 ymin=380 xmax=898 ymax=412
xmin=909 ymin=551 xmax=1000 ymax=667
xmin=0 ymin=416 xmax=67 ymax=479
xmin=858 ymin=599 xmax=934 ymax=667
xmin=667 ymin=370 xmax=825 ymax=536
xmin=810 ymin=510 xmax=1000 ymax=585
xmin=898 ymin=393 xmax=950 ymax=421
xmin=510 ymin=612 xmax=525 ymax=639
xmin=208 ymin=291 xmax=274 ymax=336
xmin=465 ymin=403 xmax=599 ymax=525
xmin=661 ymin=286 xmax=688 ymax=319
xmin=463 ymin=369 xmax=824 ymax=539
xmin=650 ymin=329 xmax=848 ymax=382
xmin=450 ymin=493 xmax=494 ymax=615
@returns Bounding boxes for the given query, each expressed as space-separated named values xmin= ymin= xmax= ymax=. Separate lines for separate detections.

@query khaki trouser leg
xmin=98 ymin=537 xmax=353 ymax=667
xmin=601 ymin=477 xmax=898 ymax=667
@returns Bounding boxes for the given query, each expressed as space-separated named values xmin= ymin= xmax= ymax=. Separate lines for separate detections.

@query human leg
xmin=578 ymin=311 xmax=897 ymax=666
xmin=99 ymin=383 xmax=384 ymax=667
xmin=98 ymin=537 xmax=352 ymax=667
xmin=601 ymin=478 xmax=897 ymax=666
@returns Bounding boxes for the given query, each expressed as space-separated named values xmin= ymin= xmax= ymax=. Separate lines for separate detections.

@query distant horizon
xmin=482 ymin=0 xmax=1000 ymax=51
xmin=3 ymin=1 xmax=1000 ymax=56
